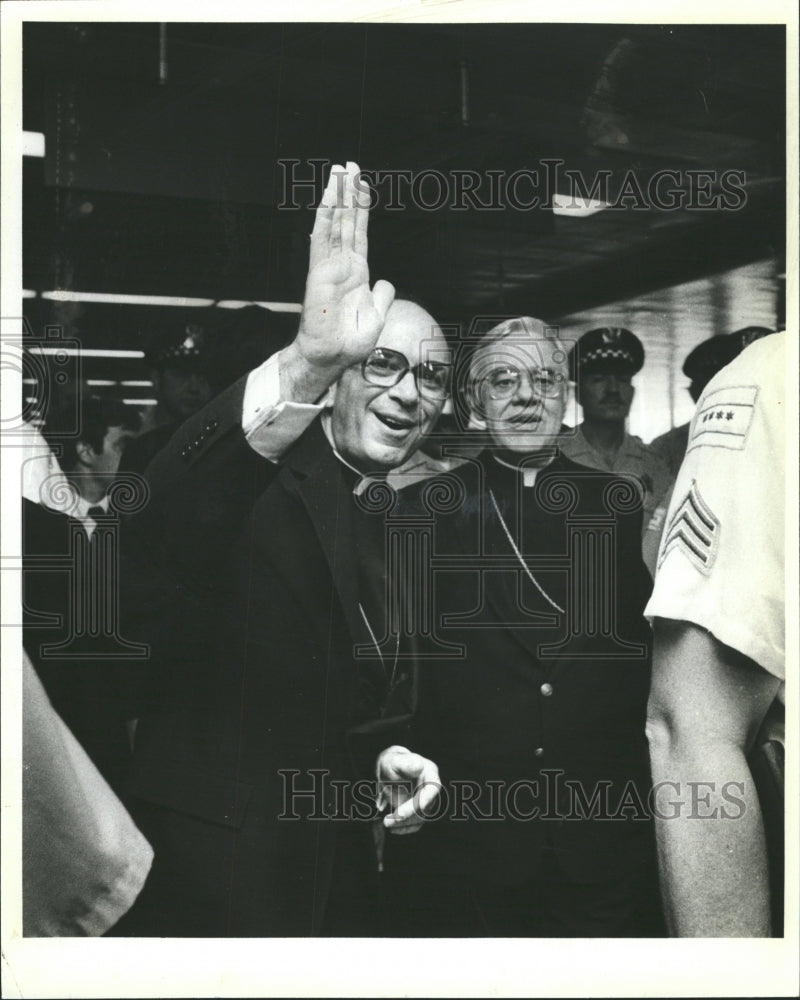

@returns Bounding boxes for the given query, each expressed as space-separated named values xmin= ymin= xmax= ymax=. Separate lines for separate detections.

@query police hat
xmin=727 ymin=326 xmax=774 ymax=354
xmin=146 ymin=321 xmax=209 ymax=370
xmin=570 ymin=327 xmax=644 ymax=377
xmin=683 ymin=327 xmax=774 ymax=391
xmin=682 ymin=334 xmax=738 ymax=386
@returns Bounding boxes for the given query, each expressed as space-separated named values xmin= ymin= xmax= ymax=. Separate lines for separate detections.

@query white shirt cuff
xmin=242 ymin=350 xmax=324 ymax=462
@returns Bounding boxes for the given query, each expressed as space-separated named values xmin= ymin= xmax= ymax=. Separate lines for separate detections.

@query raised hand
xmin=280 ymin=162 xmax=394 ymax=402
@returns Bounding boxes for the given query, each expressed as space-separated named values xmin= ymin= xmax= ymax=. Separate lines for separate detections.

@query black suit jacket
xmin=120 ymin=380 xmax=392 ymax=935
xmin=117 ymin=421 xmax=177 ymax=476
xmin=389 ymin=452 xmax=656 ymax=886
xmin=23 ymin=498 xmax=138 ymax=791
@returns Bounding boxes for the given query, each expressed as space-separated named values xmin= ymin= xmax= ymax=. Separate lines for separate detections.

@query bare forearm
xmin=646 ymin=619 xmax=781 ymax=936
xmin=649 ymin=738 xmax=771 ymax=936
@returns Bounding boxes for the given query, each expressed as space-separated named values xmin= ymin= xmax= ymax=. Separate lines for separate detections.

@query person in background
xmin=42 ymin=395 xmax=140 ymax=535
xmin=642 ymin=326 xmax=776 ymax=575
xmin=25 ymin=396 xmax=142 ymax=790
xmin=649 ymin=326 xmax=774 ymax=477
xmin=559 ymin=327 xmax=671 ymax=541
xmin=121 ymin=308 xmax=300 ymax=475
xmin=119 ymin=318 xmax=214 ymax=474
xmin=645 ymin=330 xmax=785 ymax=936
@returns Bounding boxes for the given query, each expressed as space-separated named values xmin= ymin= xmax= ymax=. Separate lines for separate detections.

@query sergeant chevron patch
xmin=658 ymin=480 xmax=720 ymax=574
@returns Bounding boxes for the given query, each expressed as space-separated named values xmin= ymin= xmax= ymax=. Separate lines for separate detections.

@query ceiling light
xmin=216 ymin=300 xmax=302 ymax=312
xmin=23 ymin=132 xmax=45 ymax=158
xmin=41 ymin=291 xmax=214 ymax=306
xmin=27 ymin=346 xmax=145 ymax=359
xmin=552 ymin=192 xmax=609 ymax=218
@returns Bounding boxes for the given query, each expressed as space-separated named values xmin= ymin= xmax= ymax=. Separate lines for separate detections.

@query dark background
xmin=21 ymin=21 xmax=786 ymax=422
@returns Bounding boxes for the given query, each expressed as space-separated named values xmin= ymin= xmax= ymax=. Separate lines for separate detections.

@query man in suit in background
xmin=117 ymin=162 xmax=445 ymax=936
xmin=25 ymin=397 xmax=142 ymax=791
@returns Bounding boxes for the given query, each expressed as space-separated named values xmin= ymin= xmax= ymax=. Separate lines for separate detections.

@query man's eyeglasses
xmin=362 ymin=348 xmax=451 ymax=399
xmin=481 ymin=366 xmax=565 ymax=401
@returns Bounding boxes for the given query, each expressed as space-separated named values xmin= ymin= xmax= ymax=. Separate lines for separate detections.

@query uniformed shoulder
xmin=623 ymin=433 xmax=651 ymax=455
xmin=649 ymin=426 xmax=675 ymax=450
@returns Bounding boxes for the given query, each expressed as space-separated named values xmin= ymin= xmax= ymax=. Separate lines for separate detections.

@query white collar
xmin=492 ymin=453 xmax=555 ymax=487
xmin=68 ymin=492 xmax=110 ymax=537
xmin=74 ymin=492 xmax=109 ymax=519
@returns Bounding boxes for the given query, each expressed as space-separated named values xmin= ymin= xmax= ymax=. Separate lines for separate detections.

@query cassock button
xmin=540 ymin=682 xmax=553 ymax=697
xmin=534 ymin=747 xmax=544 ymax=758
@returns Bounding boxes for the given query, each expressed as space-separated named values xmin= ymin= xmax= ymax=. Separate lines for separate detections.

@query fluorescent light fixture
xmin=123 ymin=398 xmax=157 ymax=406
xmin=41 ymin=290 xmax=214 ymax=307
xmin=87 ymin=379 xmax=118 ymax=387
xmin=23 ymin=131 xmax=46 ymax=158
xmin=216 ymin=300 xmax=302 ymax=312
xmin=27 ymin=346 xmax=145 ymax=359
xmin=552 ymin=192 xmax=609 ymax=218
xmin=120 ymin=380 xmax=154 ymax=387
xmin=23 ymin=289 xmax=37 ymax=299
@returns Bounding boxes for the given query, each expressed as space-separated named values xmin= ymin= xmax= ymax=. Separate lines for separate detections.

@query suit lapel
xmin=278 ymin=421 xmax=364 ymax=644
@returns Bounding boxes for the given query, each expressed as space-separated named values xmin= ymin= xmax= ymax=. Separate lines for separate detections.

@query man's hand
xmin=280 ymin=161 xmax=395 ymax=402
xmin=376 ymin=745 xmax=441 ymax=835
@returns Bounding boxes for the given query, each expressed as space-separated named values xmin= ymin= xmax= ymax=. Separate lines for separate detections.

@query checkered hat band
xmin=163 ymin=347 xmax=201 ymax=357
xmin=583 ymin=347 xmax=635 ymax=363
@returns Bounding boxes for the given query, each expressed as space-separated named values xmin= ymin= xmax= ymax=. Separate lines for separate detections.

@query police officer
xmin=560 ymin=327 xmax=670 ymax=534
xmin=119 ymin=318 xmax=214 ymax=475
xmin=649 ymin=327 xmax=774 ymax=477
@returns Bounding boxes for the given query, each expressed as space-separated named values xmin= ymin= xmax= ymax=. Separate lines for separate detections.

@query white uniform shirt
xmin=645 ymin=332 xmax=786 ymax=693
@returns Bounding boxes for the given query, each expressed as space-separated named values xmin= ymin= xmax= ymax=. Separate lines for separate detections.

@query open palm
xmin=296 ymin=161 xmax=394 ymax=372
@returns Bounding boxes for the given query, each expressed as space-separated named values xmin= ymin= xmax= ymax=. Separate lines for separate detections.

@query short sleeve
xmin=645 ymin=333 xmax=786 ymax=684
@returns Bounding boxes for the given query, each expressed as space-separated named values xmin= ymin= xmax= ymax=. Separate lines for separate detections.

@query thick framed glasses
xmin=481 ymin=366 xmax=565 ymax=401
xmin=361 ymin=347 xmax=452 ymax=399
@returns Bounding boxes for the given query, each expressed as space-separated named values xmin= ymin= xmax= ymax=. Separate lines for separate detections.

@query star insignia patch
xmin=689 ymin=385 xmax=758 ymax=451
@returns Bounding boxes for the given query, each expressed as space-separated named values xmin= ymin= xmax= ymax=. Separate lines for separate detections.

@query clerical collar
xmin=320 ymin=413 xmax=389 ymax=497
xmin=492 ymin=449 xmax=557 ymax=487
